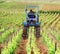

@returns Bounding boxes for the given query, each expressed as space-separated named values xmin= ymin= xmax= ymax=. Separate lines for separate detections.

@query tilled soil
xmin=36 ymin=38 xmax=48 ymax=54
xmin=0 ymin=44 xmax=4 ymax=54
xmin=15 ymin=39 xmax=27 ymax=54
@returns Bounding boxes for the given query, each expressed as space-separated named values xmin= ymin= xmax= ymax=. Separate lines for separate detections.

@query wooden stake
xmin=31 ymin=47 xmax=34 ymax=54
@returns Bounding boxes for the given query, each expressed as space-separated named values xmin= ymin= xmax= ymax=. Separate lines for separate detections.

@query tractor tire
xmin=22 ymin=26 xmax=28 ymax=39
xmin=35 ymin=26 xmax=40 ymax=38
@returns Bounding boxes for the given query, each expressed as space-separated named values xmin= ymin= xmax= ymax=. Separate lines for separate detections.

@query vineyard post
xmin=54 ymin=42 xmax=57 ymax=54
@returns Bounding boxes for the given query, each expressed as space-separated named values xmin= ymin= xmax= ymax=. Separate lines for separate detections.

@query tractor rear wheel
xmin=35 ymin=26 xmax=40 ymax=38
xmin=22 ymin=26 xmax=28 ymax=39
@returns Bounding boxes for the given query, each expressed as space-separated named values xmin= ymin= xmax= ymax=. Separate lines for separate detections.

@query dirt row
xmin=36 ymin=38 xmax=48 ymax=54
xmin=14 ymin=27 xmax=48 ymax=54
xmin=15 ymin=39 xmax=27 ymax=54
xmin=16 ymin=37 xmax=48 ymax=54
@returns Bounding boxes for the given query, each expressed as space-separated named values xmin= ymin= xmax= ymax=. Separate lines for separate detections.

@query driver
xmin=28 ymin=9 xmax=34 ymax=14
xmin=28 ymin=9 xmax=35 ymax=18
xmin=27 ymin=9 xmax=36 ymax=26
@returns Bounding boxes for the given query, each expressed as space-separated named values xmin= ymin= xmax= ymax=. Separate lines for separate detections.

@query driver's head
xmin=30 ymin=9 xmax=33 ymax=12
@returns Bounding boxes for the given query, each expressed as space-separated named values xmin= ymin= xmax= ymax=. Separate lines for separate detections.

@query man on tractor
xmin=28 ymin=9 xmax=35 ymax=18
xmin=27 ymin=9 xmax=36 ymax=26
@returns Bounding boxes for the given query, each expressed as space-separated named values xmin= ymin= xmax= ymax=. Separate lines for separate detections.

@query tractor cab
xmin=28 ymin=9 xmax=35 ymax=18
xmin=23 ymin=5 xmax=40 ymax=26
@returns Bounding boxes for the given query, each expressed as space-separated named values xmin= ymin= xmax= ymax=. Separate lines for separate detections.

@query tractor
xmin=22 ymin=5 xmax=40 ymax=39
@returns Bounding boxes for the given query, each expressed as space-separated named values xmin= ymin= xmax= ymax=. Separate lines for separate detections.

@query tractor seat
xmin=28 ymin=15 xmax=36 ymax=18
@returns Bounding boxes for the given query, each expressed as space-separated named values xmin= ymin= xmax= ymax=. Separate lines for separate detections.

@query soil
xmin=36 ymin=38 xmax=48 ymax=54
xmin=14 ymin=39 xmax=27 ymax=54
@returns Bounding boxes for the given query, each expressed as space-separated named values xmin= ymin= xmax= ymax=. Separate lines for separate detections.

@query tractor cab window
xmin=28 ymin=14 xmax=35 ymax=18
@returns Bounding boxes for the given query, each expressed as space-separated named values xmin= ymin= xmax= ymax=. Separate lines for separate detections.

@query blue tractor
xmin=22 ymin=5 xmax=40 ymax=39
